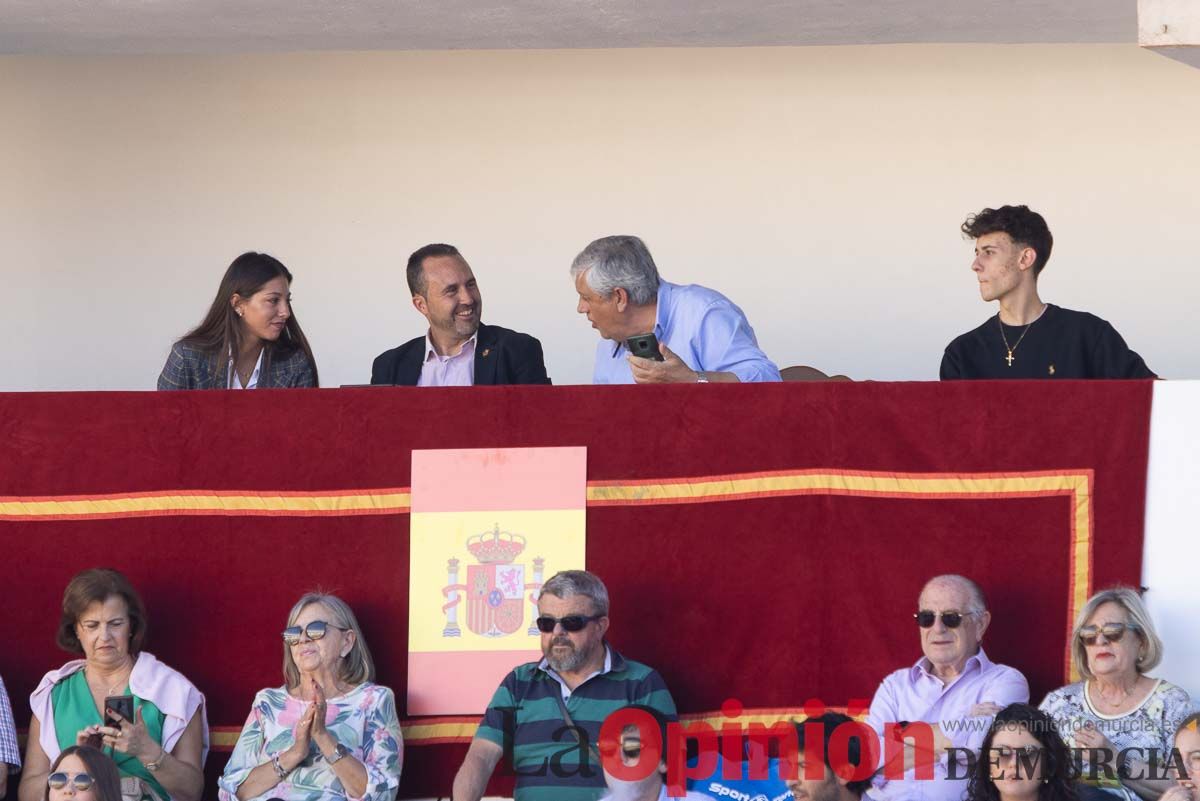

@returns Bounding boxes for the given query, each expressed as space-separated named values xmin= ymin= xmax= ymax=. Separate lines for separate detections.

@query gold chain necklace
xmin=998 ymin=305 xmax=1046 ymax=367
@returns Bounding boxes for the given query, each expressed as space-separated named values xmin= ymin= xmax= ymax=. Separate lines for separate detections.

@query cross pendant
xmin=1005 ymin=350 xmax=1014 ymax=367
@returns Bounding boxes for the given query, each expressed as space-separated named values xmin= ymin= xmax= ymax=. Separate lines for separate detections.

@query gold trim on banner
xmin=1 ymin=468 xmax=1093 ymax=680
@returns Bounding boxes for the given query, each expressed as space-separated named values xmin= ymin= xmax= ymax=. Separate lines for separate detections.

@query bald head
xmin=916 ymin=574 xmax=992 ymax=676
xmin=919 ymin=574 xmax=987 ymax=613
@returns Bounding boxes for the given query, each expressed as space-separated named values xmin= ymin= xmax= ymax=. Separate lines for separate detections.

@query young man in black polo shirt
xmin=940 ymin=205 xmax=1155 ymax=380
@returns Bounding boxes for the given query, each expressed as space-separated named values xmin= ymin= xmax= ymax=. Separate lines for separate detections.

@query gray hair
xmin=920 ymin=574 xmax=988 ymax=614
xmin=539 ymin=570 xmax=610 ymax=616
xmin=1071 ymin=586 xmax=1163 ymax=680
xmin=569 ymin=235 xmax=661 ymax=306
xmin=282 ymin=592 xmax=376 ymax=689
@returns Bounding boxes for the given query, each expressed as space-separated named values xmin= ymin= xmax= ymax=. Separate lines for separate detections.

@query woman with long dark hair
xmin=157 ymin=252 xmax=318 ymax=389
xmin=966 ymin=704 xmax=1077 ymax=801
xmin=44 ymin=746 xmax=122 ymax=801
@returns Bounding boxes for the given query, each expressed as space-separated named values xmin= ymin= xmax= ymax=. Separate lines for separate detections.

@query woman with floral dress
xmin=219 ymin=594 xmax=402 ymax=801
xmin=1039 ymin=587 xmax=1191 ymax=801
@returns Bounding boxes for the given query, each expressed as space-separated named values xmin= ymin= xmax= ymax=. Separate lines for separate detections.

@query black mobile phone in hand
xmin=105 ymin=694 xmax=135 ymax=727
xmin=626 ymin=333 xmax=664 ymax=362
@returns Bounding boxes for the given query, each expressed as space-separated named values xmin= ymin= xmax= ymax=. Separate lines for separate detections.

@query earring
xmin=237 ymin=310 xmax=244 ymax=318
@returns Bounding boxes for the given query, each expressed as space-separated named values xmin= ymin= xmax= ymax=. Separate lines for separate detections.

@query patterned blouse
xmin=218 ymin=682 xmax=403 ymax=801
xmin=1039 ymin=678 xmax=1192 ymax=799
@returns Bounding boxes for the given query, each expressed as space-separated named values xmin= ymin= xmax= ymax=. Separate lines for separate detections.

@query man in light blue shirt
xmin=570 ymin=235 xmax=780 ymax=384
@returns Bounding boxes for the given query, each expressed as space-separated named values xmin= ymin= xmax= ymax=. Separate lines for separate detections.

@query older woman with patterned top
xmin=218 ymin=593 xmax=402 ymax=801
xmin=19 ymin=569 xmax=208 ymax=801
xmin=1039 ymin=587 xmax=1192 ymax=801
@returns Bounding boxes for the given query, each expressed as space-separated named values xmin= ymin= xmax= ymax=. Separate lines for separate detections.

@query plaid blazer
xmin=157 ymin=341 xmax=317 ymax=390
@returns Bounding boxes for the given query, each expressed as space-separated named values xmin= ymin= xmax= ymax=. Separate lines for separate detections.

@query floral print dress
xmin=1039 ymin=678 xmax=1192 ymax=801
xmin=219 ymin=682 xmax=403 ymax=801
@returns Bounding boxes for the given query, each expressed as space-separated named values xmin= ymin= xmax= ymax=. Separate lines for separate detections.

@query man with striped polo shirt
xmin=452 ymin=570 xmax=678 ymax=801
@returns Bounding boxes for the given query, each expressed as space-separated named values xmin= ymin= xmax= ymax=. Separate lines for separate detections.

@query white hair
xmin=569 ymin=235 xmax=660 ymax=305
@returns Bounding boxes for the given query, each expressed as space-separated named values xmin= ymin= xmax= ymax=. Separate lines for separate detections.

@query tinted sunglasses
xmin=915 ymin=610 xmax=976 ymax=629
xmin=48 ymin=773 xmax=94 ymax=792
xmin=281 ymin=620 xmax=348 ymax=645
xmin=535 ymin=614 xmax=603 ymax=633
xmin=1078 ymin=622 xmax=1136 ymax=646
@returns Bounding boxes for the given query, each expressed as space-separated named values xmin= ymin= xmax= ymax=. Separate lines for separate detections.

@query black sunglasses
xmin=915 ymin=610 xmax=976 ymax=629
xmin=535 ymin=614 xmax=603 ymax=633
xmin=282 ymin=620 xmax=348 ymax=645
xmin=1078 ymin=622 xmax=1137 ymax=646
xmin=48 ymin=773 xmax=94 ymax=792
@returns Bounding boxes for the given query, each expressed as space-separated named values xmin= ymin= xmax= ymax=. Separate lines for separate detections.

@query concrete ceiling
xmin=0 ymin=0 xmax=1135 ymax=55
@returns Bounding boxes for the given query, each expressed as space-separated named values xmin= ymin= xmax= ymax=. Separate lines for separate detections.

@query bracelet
xmin=145 ymin=746 xmax=167 ymax=772
xmin=271 ymin=753 xmax=290 ymax=780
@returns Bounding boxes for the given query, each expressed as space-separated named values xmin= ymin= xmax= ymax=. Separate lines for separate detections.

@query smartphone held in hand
xmin=104 ymin=694 xmax=135 ymax=727
xmin=625 ymin=333 xmax=665 ymax=362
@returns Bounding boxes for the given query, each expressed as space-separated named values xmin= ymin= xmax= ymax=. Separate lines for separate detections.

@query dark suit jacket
xmin=370 ymin=323 xmax=551 ymax=386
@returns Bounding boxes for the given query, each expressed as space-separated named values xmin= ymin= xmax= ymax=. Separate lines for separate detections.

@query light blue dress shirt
xmin=591 ymin=280 xmax=781 ymax=384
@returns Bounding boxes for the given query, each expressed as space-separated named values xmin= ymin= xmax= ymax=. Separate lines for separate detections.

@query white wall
xmin=2 ymin=44 xmax=1198 ymax=390
xmin=1142 ymin=381 xmax=1200 ymax=701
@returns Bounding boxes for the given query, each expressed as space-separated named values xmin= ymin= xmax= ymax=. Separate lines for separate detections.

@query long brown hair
xmin=177 ymin=252 xmax=318 ymax=386
xmin=45 ymin=746 xmax=123 ymax=801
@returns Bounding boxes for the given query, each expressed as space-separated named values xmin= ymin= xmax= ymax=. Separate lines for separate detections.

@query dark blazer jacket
xmin=370 ymin=323 xmax=551 ymax=386
xmin=158 ymin=341 xmax=317 ymax=390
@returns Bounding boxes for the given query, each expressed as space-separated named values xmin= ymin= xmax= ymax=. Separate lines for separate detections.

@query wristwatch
xmin=325 ymin=743 xmax=351 ymax=765
xmin=695 ymin=371 xmax=709 ymax=383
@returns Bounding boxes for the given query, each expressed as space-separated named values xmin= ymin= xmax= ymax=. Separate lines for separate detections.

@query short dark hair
xmin=46 ymin=746 xmax=124 ymax=801
xmin=793 ymin=712 xmax=873 ymax=796
xmin=961 ymin=205 xmax=1054 ymax=276
xmin=966 ymin=703 xmax=1077 ymax=801
xmin=407 ymin=243 xmax=462 ymax=296
xmin=57 ymin=568 xmax=148 ymax=656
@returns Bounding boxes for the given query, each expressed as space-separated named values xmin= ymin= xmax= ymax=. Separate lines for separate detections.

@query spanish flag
xmin=407 ymin=447 xmax=587 ymax=715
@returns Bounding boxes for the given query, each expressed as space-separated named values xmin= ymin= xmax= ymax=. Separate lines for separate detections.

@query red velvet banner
xmin=0 ymin=381 xmax=1153 ymax=798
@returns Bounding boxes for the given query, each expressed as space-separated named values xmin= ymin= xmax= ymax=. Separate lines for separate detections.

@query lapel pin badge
xmin=482 ymin=348 xmax=491 ymax=358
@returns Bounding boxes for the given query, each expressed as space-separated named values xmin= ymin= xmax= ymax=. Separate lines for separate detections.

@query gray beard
xmin=546 ymin=642 xmax=588 ymax=673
